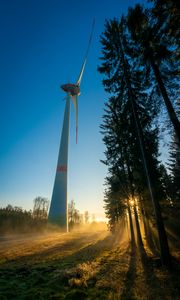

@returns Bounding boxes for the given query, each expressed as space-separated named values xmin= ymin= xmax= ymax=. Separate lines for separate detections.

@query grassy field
xmin=0 ymin=224 xmax=180 ymax=299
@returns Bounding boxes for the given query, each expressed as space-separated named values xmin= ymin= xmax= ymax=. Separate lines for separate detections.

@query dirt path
xmin=0 ymin=227 xmax=179 ymax=299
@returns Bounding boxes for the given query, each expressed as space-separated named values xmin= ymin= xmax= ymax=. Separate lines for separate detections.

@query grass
xmin=0 ymin=224 xmax=180 ymax=299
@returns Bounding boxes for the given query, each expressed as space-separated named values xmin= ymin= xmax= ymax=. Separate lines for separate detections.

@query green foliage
xmin=127 ymin=3 xmax=180 ymax=142
xmin=151 ymin=0 xmax=180 ymax=48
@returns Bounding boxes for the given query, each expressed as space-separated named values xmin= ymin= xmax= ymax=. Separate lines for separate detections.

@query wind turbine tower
xmin=48 ymin=20 xmax=95 ymax=231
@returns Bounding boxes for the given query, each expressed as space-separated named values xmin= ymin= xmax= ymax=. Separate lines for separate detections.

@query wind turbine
xmin=48 ymin=20 xmax=95 ymax=231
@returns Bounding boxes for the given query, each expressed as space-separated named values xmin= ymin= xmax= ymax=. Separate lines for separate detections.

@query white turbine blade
xmin=76 ymin=59 xmax=87 ymax=87
xmin=76 ymin=18 xmax=95 ymax=86
xmin=71 ymin=95 xmax=78 ymax=144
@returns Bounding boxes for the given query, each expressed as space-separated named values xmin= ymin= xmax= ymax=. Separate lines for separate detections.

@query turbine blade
xmin=71 ymin=95 xmax=78 ymax=144
xmin=76 ymin=18 xmax=95 ymax=86
xmin=76 ymin=59 xmax=87 ymax=87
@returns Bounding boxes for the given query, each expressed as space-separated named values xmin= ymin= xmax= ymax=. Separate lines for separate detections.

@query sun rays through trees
xmin=99 ymin=1 xmax=179 ymax=268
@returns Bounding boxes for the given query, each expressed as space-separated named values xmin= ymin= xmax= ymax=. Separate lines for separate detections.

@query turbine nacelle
xmin=61 ymin=83 xmax=80 ymax=96
xmin=60 ymin=19 xmax=95 ymax=144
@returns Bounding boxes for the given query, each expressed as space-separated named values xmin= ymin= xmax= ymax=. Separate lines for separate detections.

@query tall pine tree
xmin=99 ymin=16 xmax=171 ymax=266
xmin=127 ymin=4 xmax=180 ymax=144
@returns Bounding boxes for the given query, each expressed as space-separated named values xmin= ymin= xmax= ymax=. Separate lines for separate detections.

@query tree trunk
xmin=133 ymin=201 xmax=144 ymax=250
xmin=150 ymin=56 xmax=180 ymax=144
xmin=139 ymin=198 xmax=159 ymax=254
xmin=127 ymin=200 xmax=136 ymax=248
xmin=131 ymin=93 xmax=171 ymax=267
xmin=119 ymin=40 xmax=171 ymax=267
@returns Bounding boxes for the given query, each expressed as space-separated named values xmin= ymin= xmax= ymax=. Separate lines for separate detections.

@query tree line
xmin=0 ymin=198 xmax=91 ymax=233
xmin=98 ymin=0 xmax=179 ymax=267
xmin=0 ymin=197 xmax=49 ymax=234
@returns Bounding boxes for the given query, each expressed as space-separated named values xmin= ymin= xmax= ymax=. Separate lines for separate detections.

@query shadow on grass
xmin=0 ymin=232 xmax=121 ymax=299
xmin=136 ymin=218 xmax=180 ymax=299
xmin=0 ymin=233 xmax=115 ymax=269
xmin=120 ymin=243 xmax=137 ymax=299
xmin=1 ymin=229 xmax=179 ymax=300
xmin=119 ymin=218 xmax=169 ymax=300
xmin=137 ymin=233 xmax=180 ymax=300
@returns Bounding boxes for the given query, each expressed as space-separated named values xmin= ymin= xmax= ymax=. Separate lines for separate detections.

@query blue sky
xmin=0 ymin=0 xmax=146 ymax=216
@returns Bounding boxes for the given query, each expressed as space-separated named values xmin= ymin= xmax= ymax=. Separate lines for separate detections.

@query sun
xmin=95 ymin=216 xmax=108 ymax=223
